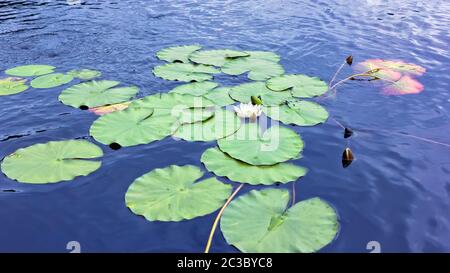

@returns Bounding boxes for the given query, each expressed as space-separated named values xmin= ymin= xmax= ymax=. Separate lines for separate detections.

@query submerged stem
xmin=204 ymin=183 xmax=244 ymax=253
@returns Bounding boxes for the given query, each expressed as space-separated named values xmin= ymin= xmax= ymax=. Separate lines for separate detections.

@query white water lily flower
xmin=233 ymin=102 xmax=262 ymax=121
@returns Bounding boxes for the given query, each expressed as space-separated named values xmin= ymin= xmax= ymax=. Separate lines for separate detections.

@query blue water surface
xmin=0 ymin=0 xmax=449 ymax=252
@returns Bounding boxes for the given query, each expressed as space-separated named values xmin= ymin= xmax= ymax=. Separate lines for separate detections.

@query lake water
xmin=0 ymin=0 xmax=449 ymax=252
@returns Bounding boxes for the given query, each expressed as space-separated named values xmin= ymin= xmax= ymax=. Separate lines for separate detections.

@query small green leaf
xmin=189 ymin=49 xmax=249 ymax=67
xmin=0 ymin=77 xmax=29 ymax=96
xmin=153 ymin=63 xmax=220 ymax=82
xmin=266 ymin=74 xmax=328 ymax=98
xmin=156 ymin=45 xmax=202 ymax=63
xmin=30 ymin=73 xmax=73 ymax=89
xmin=5 ymin=65 xmax=55 ymax=77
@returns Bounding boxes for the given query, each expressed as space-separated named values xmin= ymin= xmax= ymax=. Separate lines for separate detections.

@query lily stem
xmin=329 ymin=62 xmax=346 ymax=87
xmin=204 ymin=183 xmax=244 ymax=253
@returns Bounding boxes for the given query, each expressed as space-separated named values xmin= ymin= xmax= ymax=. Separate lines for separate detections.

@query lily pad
xmin=30 ymin=73 xmax=74 ymax=89
xmin=229 ymin=82 xmax=292 ymax=106
xmin=1 ymin=140 xmax=103 ymax=184
xmin=357 ymin=59 xmax=425 ymax=76
xmin=133 ymin=92 xmax=215 ymax=110
xmin=263 ymin=100 xmax=329 ymax=126
xmin=0 ymin=77 xmax=29 ymax=96
xmin=176 ymin=108 xmax=215 ymax=124
xmin=189 ymin=49 xmax=249 ymax=67
xmin=153 ymin=63 xmax=220 ymax=82
xmin=173 ymin=109 xmax=241 ymax=142
xmin=125 ymin=165 xmax=232 ymax=221
xmin=88 ymin=101 xmax=133 ymax=115
xmin=169 ymin=81 xmax=218 ymax=96
xmin=59 ymin=80 xmax=139 ymax=108
xmin=5 ymin=65 xmax=55 ymax=77
xmin=220 ymin=188 xmax=339 ymax=253
xmin=201 ymin=147 xmax=307 ymax=185
xmin=203 ymin=87 xmax=236 ymax=107
xmin=156 ymin=45 xmax=202 ymax=63
xmin=222 ymin=57 xmax=284 ymax=81
xmin=382 ymin=75 xmax=424 ymax=95
xmin=217 ymin=123 xmax=304 ymax=165
xmin=266 ymin=74 xmax=328 ymax=98
xmin=90 ymin=104 xmax=177 ymax=147
xmin=68 ymin=69 xmax=102 ymax=80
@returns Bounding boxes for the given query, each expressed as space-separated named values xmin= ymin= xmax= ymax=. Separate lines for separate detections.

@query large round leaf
xmin=173 ymin=109 xmax=241 ymax=142
xmin=134 ymin=93 xmax=215 ymax=110
xmin=125 ymin=165 xmax=232 ymax=222
xmin=169 ymin=81 xmax=218 ymax=96
xmin=203 ymin=87 xmax=236 ymax=107
xmin=59 ymin=80 xmax=139 ymax=108
xmin=266 ymin=74 xmax=328 ymax=98
xmin=217 ymin=123 xmax=303 ymax=165
xmin=68 ymin=69 xmax=102 ymax=80
xmin=201 ymin=147 xmax=307 ymax=185
xmin=176 ymin=108 xmax=215 ymax=124
xmin=222 ymin=58 xmax=284 ymax=81
xmin=0 ymin=77 xmax=29 ymax=96
xmin=90 ymin=105 xmax=176 ymax=147
xmin=30 ymin=73 xmax=73 ymax=89
xmin=229 ymin=82 xmax=292 ymax=106
xmin=153 ymin=63 xmax=219 ymax=82
xmin=263 ymin=100 xmax=329 ymax=126
xmin=156 ymin=45 xmax=202 ymax=63
xmin=1 ymin=140 xmax=103 ymax=184
xmin=189 ymin=49 xmax=249 ymax=67
xmin=221 ymin=189 xmax=339 ymax=253
xmin=5 ymin=65 xmax=55 ymax=77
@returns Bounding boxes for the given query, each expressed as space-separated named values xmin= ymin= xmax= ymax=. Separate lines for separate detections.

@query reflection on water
xmin=0 ymin=0 xmax=449 ymax=252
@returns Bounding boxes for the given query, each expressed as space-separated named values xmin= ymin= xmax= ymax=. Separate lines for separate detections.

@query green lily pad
xmin=90 ymin=104 xmax=177 ymax=147
xmin=173 ymin=109 xmax=241 ymax=142
xmin=263 ymin=100 xmax=329 ymax=126
xmin=1 ymin=140 xmax=103 ymax=184
xmin=125 ymin=165 xmax=232 ymax=222
xmin=156 ymin=45 xmax=202 ymax=63
xmin=153 ymin=63 xmax=220 ymax=82
xmin=244 ymin=51 xmax=281 ymax=62
xmin=176 ymin=108 xmax=215 ymax=124
xmin=229 ymin=82 xmax=292 ymax=106
xmin=217 ymin=123 xmax=303 ymax=165
xmin=201 ymin=147 xmax=307 ymax=185
xmin=68 ymin=69 xmax=102 ymax=80
xmin=30 ymin=73 xmax=74 ymax=89
xmin=221 ymin=188 xmax=339 ymax=253
xmin=5 ymin=65 xmax=55 ymax=77
xmin=59 ymin=80 xmax=139 ymax=108
xmin=133 ymin=93 xmax=215 ymax=110
xmin=222 ymin=59 xmax=284 ymax=81
xmin=189 ymin=49 xmax=250 ymax=67
xmin=0 ymin=77 xmax=29 ymax=96
xmin=169 ymin=81 xmax=218 ymax=96
xmin=266 ymin=74 xmax=328 ymax=98
xmin=203 ymin=87 xmax=236 ymax=107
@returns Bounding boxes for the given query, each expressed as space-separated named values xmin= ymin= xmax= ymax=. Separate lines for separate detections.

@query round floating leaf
xmin=153 ymin=63 xmax=220 ymax=82
xmin=90 ymin=104 xmax=176 ymax=147
xmin=382 ymin=75 xmax=424 ymax=95
xmin=0 ymin=77 xmax=29 ymax=96
xmin=189 ymin=49 xmax=249 ymax=67
xmin=1 ymin=140 xmax=103 ymax=184
xmin=30 ymin=73 xmax=73 ymax=89
xmin=222 ymin=58 xmax=284 ymax=81
xmin=354 ymin=60 xmax=401 ymax=81
xmin=263 ymin=100 xmax=329 ymax=126
xmin=245 ymin=51 xmax=281 ymax=62
xmin=221 ymin=189 xmax=339 ymax=253
xmin=229 ymin=82 xmax=292 ymax=106
xmin=5 ymin=65 xmax=55 ymax=77
xmin=176 ymin=108 xmax=215 ymax=124
xmin=266 ymin=74 xmax=328 ymax=98
xmin=201 ymin=147 xmax=307 ymax=185
xmin=59 ymin=80 xmax=139 ymax=108
xmin=169 ymin=81 xmax=218 ymax=96
xmin=217 ymin=123 xmax=303 ymax=165
xmin=88 ymin=101 xmax=133 ymax=115
xmin=125 ymin=165 xmax=232 ymax=222
xmin=68 ymin=69 xmax=102 ymax=80
xmin=357 ymin=59 xmax=425 ymax=76
xmin=156 ymin=45 xmax=202 ymax=63
xmin=134 ymin=92 xmax=215 ymax=110
xmin=203 ymin=87 xmax=235 ymax=107
xmin=174 ymin=109 xmax=241 ymax=142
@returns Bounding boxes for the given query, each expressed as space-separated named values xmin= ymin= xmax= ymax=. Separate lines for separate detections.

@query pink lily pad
xmin=355 ymin=59 xmax=402 ymax=81
xmin=382 ymin=75 xmax=424 ymax=95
